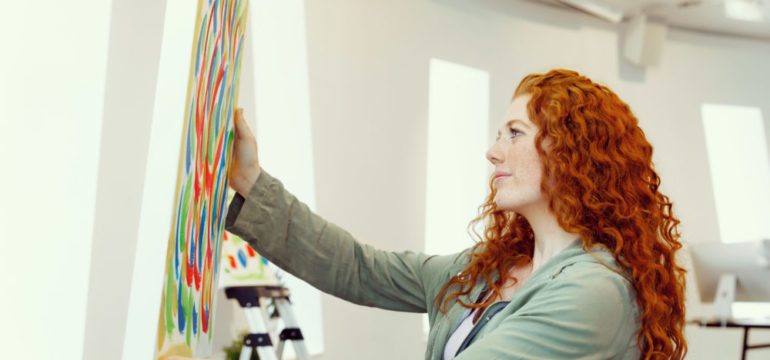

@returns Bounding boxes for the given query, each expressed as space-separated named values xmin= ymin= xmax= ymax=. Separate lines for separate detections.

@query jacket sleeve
xmin=454 ymin=263 xmax=640 ymax=360
xmin=225 ymin=169 xmax=465 ymax=313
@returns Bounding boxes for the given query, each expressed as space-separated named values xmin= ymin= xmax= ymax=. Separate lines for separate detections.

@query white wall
xmin=3 ymin=0 xmax=770 ymax=359
xmin=301 ymin=0 xmax=770 ymax=359
xmin=0 ymin=1 xmax=112 ymax=359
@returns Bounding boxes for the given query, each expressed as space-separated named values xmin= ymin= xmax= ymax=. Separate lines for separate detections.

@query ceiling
xmin=532 ymin=0 xmax=770 ymax=40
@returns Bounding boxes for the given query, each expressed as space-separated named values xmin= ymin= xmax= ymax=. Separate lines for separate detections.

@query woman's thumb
xmin=233 ymin=108 xmax=251 ymax=140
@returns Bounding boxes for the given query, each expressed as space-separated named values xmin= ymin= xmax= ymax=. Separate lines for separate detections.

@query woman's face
xmin=486 ymin=94 xmax=547 ymax=213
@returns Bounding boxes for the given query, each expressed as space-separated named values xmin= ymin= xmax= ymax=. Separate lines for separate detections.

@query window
xmin=423 ymin=58 xmax=491 ymax=335
xmin=701 ymin=104 xmax=770 ymax=244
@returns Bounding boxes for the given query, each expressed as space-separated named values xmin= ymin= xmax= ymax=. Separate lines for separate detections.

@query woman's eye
xmin=509 ymin=128 xmax=522 ymax=138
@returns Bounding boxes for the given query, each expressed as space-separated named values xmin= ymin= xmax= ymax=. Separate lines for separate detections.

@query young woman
xmin=175 ymin=69 xmax=687 ymax=360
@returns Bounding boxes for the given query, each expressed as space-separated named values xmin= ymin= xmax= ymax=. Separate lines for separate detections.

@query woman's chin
xmin=493 ymin=200 xmax=515 ymax=212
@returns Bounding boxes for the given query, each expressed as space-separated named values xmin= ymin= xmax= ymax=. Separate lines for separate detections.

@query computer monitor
xmin=690 ymin=238 xmax=770 ymax=304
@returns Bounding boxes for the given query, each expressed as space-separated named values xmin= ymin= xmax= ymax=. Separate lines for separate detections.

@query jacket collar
xmin=429 ymin=237 xmax=623 ymax=360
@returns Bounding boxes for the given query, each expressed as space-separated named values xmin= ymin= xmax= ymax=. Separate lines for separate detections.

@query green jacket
xmin=225 ymin=169 xmax=642 ymax=359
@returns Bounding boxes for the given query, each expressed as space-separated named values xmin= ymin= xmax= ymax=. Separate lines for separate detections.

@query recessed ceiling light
xmin=724 ymin=0 xmax=765 ymax=22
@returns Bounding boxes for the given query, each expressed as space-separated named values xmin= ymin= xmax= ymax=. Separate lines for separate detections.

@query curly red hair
xmin=434 ymin=69 xmax=687 ymax=359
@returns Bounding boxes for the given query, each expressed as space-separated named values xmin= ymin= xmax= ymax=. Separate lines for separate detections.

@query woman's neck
xmin=518 ymin=202 xmax=581 ymax=273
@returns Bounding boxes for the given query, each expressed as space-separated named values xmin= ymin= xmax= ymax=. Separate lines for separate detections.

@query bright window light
xmin=0 ymin=1 xmax=111 ymax=358
xmin=423 ymin=58 xmax=490 ymax=336
xmin=701 ymin=104 xmax=770 ymax=244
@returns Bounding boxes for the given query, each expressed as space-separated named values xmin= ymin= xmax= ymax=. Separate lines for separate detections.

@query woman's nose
xmin=486 ymin=145 xmax=502 ymax=165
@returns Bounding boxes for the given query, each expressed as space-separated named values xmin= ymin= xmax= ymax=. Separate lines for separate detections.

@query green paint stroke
xmin=226 ymin=130 xmax=234 ymax=154
xmin=179 ymin=174 xmax=193 ymax=251
xmin=165 ymin=256 xmax=176 ymax=335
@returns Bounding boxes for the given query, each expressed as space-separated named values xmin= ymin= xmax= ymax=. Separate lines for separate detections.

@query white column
xmin=122 ymin=1 xmax=196 ymax=358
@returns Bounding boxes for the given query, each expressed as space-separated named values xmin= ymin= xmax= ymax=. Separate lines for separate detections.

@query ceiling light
xmin=724 ymin=0 xmax=765 ymax=22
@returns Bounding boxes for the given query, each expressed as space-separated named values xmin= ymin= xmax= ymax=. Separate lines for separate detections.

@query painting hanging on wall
xmin=155 ymin=0 xmax=248 ymax=358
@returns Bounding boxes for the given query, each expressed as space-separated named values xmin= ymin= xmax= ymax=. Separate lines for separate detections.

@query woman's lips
xmin=494 ymin=175 xmax=510 ymax=182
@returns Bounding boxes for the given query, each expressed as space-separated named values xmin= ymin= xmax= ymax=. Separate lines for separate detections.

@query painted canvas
xmin=155 ymin=0 xmax=248 ymax=358
xmin=219 ymin=213 xmax=279 ymax=289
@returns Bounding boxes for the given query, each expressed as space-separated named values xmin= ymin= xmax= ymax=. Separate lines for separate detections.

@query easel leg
xmin=274 ymin=299 xmax=311 ymax=359
xmin=239 ymin=345 xmax=253 ymax=360
xmin=741 ymin=327 xmax=748 ymax=360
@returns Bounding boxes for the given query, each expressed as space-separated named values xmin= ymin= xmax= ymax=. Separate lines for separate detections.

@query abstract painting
xmin=219 ymin=228 xmax=279 ymax=288
xmin=155 ymin=0 xmax=248 ymax=358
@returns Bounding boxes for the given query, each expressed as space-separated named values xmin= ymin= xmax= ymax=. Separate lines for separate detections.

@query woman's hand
xmin=228 ymin=107 xmax=261 ymax=195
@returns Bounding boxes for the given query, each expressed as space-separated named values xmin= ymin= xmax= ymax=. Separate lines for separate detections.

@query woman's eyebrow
xmin=506 ymin=119 xmax=530 ymax=129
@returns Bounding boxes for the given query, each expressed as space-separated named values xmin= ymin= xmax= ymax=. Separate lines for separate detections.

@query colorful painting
xmin=155 ymin=0 xmax=248 ymax=358
xmin=219 ymin=227 xmax=279 ymax=288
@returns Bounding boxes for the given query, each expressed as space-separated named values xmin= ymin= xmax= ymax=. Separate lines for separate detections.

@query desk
xmin=691 ymin=319 xmax=770 ymax=360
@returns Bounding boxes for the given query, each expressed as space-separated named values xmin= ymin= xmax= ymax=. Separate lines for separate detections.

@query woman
xmin=178 ymin=69 xmax=687 ymax=359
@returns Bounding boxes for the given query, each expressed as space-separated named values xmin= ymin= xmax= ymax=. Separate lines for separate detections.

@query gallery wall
xmin=0 ymin=1 xmax=112 ymax=359
xmin=2 ymin=0 xmax=769 ymax=359
xmin=301 ymin=0 xmax=770 ymax=359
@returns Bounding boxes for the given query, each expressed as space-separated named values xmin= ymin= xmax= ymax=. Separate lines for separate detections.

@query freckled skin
xmin=486 ymin=94 xmax=547 ymax=216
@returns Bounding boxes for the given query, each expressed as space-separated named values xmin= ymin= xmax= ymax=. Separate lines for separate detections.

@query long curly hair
xmin=433 ymin=69 xmax=687 ymax=359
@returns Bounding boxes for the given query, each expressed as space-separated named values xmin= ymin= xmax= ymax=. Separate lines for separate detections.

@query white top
xmin=443 ymin=289 xmax=495 ymax=360
xmin=443 ymin=308 xmax=477 ymax=360
xmin=443 ymin=265 xmax=533 ymax=359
